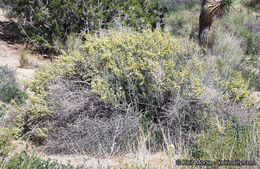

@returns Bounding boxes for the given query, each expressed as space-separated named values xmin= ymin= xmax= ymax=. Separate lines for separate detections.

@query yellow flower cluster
xmin=83 ymin=29 xmax=182 ymax=105
xmin=216 ymin=71 xmax=255 ymax=107
xmin=229 ymin=72 xmax=249 ymax=101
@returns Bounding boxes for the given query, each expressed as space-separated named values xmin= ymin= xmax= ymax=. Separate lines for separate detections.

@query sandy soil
xmin=0 ymin=8 xmax=43 ymax=82
xmin=10 ymin=139 xmax=174 ymax=168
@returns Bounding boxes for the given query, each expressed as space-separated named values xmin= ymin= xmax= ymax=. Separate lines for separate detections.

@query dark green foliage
xmin=3 ymin=0 xmax=167 ymax=52
xmin=0 ymin=83 xmax=27 ymax=104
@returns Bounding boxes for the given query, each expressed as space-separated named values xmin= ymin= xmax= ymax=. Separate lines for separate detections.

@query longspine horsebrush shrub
xmin=16 ymin=28 xmax=258 ymax=155
xmin=23 ymin=29 xmax=208 ymax=145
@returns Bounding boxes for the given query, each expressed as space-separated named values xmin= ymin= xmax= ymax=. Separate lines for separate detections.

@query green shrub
xmin=23 ymin=29 xmax=211 ymax=153
xmin=242 ymin=69 xmax=260 ymax=90
xmin=19 ymin=28 xmax=258 ymax=156
xmin=0 ymin=66 xmax=27 ymax=105
xmin=4 ymin=151 xmax=78 ymax=169
xmin=80 ymin=29 xmax=207 ymax=115
xmin=238 ymin=26 xmax=260 ymax=55
xmin=4 ymin=0 xmax=167 ymax=52
xmin=83 ymin=29 xmax=183 ymax=109
xmin=165 ymin=5 xmax=200 ymax=37
xmin=222 ymin=12 xmax=260 ymax=55
xmin=164 ymin=0 xmax=200 ymax=12
xmin=0 ymin=129 xmax=14 ymax=165
xmin=0 ymin=84 xmax=27 ymax=105
xmin=193 ymin=117 xmax=260 ymax=162
xmin=219 ymin=12 xmax=259 ymax=90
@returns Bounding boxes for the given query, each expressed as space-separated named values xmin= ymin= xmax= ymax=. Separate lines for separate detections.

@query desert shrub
xmin=3 ymin=0 xmax=167 ymax=52
xmin=193 ymin=117 xmax=260 ymax=164
xmin=0 ymin=66 xmax=27 ymax=105
xmin=163 ymin=0 xmax=201 ymax=11
xmin=23 ymin=29 xmax=207 ymax=154
xmin=238 ymin=26 xmax=260 ymax=55
xmin=165 ymin=6 xmax=200 ymax=37
xmin=0 ymin=84 xmax=27 ymax=105
xmin=220 ymin=13 xmax=260 ymax=89
xmin=19 ymin=28 xmax=258 ymax=157
xmin=222 ymin=12 xmax=260 ymax=55
xmin=211 ymin=31 xmax=243 ymax=58
xmin=0 ymin=66 xmax=16 ymax=88
xmin=83 ymin=29 xmax=183 ymax=110
xmin=80 ymin=30 xmax=209 ymax=123
xmin=0 ymin=128 xmax=22 ymax=168
xmin=218 ymin=72 xmax=252 ymax=102
xmin=160 ymin=65 xmax=257 ymax=147
xmin=242 ymin=69 xmax=260 ymax=90
xmin=3 ymin=151 xmax=77 ymax=169
xmin=0 ymin=129 xmax=14 ymax=165
xmin=206 ymin=29 xmax=249 ymax=90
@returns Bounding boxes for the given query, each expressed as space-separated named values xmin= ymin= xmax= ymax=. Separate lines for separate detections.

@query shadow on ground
xmin=0 ymin=20 xmax=22 ymax=44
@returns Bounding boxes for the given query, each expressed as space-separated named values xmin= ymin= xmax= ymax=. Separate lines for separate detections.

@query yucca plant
xmin=199 ymin=0 xmax=240 ymax=46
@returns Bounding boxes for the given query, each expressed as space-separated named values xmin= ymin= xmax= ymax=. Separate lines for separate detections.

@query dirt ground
xmin=10 ymin=139 xmax=174 ymax=168
xmin=0 ymin=8 xmax=45 ymax=82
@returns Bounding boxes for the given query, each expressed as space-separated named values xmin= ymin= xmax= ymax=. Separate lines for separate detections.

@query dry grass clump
xmin=19 ymin=50 xmax=38 ymax=69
